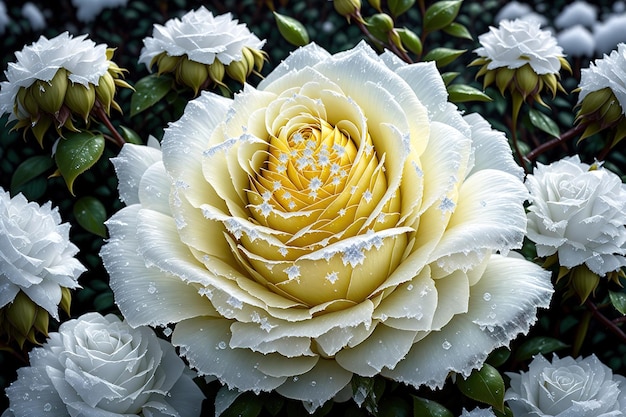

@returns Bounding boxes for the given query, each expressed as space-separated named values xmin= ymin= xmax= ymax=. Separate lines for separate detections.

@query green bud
xmin=515 ymin=64 xmax=539 ymax=99
xmin=495 ymin=67 xmax=515 ymax=95
xmin=156 ymin=53 xmax=180 ymax=75
xmin=177 ymin=57 xmax=209 ymax=95
xmin=208 ymin=60 xmax=227 ymax=87
xmin=274 ymin=11 xmax=310 ymax=46
xmin=397 ymin=27 xmax=422 ymax=56
xmin=65 ymin=82 xmax=96 ymax=123
xmin=226 ymin=59 xmax=250 ymax=85
xmin=368 ymin=13 xmax=395 ymax=32
xmin=33 ymin=68 xmax=68 ymax=114
xmin=600 ymin=98 xmax=623 ymax=126
xmin=569 ymin=265 xmax=600 ymax=304
xmin=16 ymin=86 xmax=39 ymax=118
xmin=5 ymin=292 xmax=37 ymax=341
xmin=334 ymin=0 xmax=361 ymax=17
xmin=578 ymin=88 xmax=613 ymax=117
xmin=60 ymin=287 xmax=72 ymax=316
xmin=95 ymin=71 xmax=116 ymax=114
xmin=368 ymin=0 xmax=382 ymax=11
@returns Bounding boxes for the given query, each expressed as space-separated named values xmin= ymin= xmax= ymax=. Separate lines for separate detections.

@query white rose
xmin=0 ymin=32 xmax=109 ymax=120
xmin=459 ymin=407 xmax=497 ymax=417
xmin=0 ymin=188 xmax=84 ymax=319
xmin=577 ymin=43 xmax=626 ymax=114
xmin=101 ymin=41 xmax=553 ymax=410
xmin=3 ymin=312 xmax=204 ymax=417
xmin=474 ymin=19 xmax=565 ymax=75
xmin=138 ymin=6 xmax=265 ymax=68
xmin=526 ymin=155 xmax=626 ymax=275
xmin=505 ymin=354 xmax=626 ymax=417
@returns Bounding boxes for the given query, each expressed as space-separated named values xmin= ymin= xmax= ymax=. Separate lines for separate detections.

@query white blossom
xmin=21 ymin=2 xmax=45 ymax=31
xmin=459 ymin=407 xmax=497 ymax=417
xmin=505 ymin=354 xmax=626 ymax=416
xmin=71 ymin=0 xmax=128 ymax=23
xmin=0 ymin=32 xmax=110 ymax=120
xmin=557 ymin=25 xmax=595 ymax=57
xmin=554 ymin=1 xmax=597 ymax=29
xmin=577 ymin=43 xmax=626 ymax=114
xmin=3 ymin=312 xmax=204 ymax=417
xmin=102 ymin=41 xmax=552 ymax=410
xmin=0 ymin=188 xmax=84 ymax=319
xmin=526 ymin=155 xmax=626 ymax=276
xmin=475 ymin=19 xmax=566 ymax=75
xmin=138 ymin=6 xmax=265 ymax=69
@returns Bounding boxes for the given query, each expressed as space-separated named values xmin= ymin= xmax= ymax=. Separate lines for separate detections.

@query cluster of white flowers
xmin=497 ymin=0 xmax=626 ymax=56
xmin=2 ymin=2 xmax=626 ymax=417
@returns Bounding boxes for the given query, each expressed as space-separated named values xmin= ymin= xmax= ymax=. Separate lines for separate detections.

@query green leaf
xmin=10 ymin=155 xmax=54 ymax=193
xmin=487 ymin=347 xmax=511 ymax=368
xmin=610 ymin=291 xmax=626 ymax=315
xmin=441 ymin=72 xmax=460 ymax=86
xmin=352 ymin=375 xmax=386 ymax=415
xmin=388 ymin=0 xmax=416 ymax=17
xmin=514 ymin=336 xmax=569 ymax=361
xmin=412 ymin=396 xmax=454 ymax=417
xmin=273 ymin=12 xmax=310 ymax=46
xmin=93 ymin=291 xmax=115 ymax=312
xmin=423 ymin=47 xmax=466 ymax=67
xmin=73 ymin=196 xmax=107 ymax=237
xmin=423 ymin=0 xmax=463 ymax=32
xmin=447 ymin=84 xmax=493 ymax=103
xmin=222 ymin=392 xmax=263 ymax=417
xmin=119 ymin=125 xmax=143 ymax=145
xmin=528 ymin=108 xmax=560 ymax=138
xmin=54 ymin=132 xmax=105 ymax=195
xmin=130 ymin=75 xmax=173 ymax=116
xmin=397 ymin=27 xmax=423 ymax=56
xmin=457 ymin=363 xmax=505 ymax=412
xmin=442 ymin=22 xmax=473 ymax=40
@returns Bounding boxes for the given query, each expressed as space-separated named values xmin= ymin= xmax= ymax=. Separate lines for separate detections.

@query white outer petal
xmin=111 ymin=143 xmax=163 ymax=206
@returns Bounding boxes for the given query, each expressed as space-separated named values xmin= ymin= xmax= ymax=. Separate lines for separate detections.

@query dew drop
xmin=43 ymin=403 xmax=52 ymax=412
xmin=217 ymin=341 xmax=227 ymax=350
xmin=147 ymin=282 xmax=157 ymax=294
xmin=442 ymin=340 xmax=452 ymax=350
xmin=482 ymin=292 xmax=492 ymax=301
xmin=310 ymin=381 xmax=317 ymax=387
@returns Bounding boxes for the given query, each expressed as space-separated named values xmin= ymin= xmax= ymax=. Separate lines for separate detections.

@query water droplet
xmin=483 ymin=292 xmax=492 ymax=301
xmin=147 ymin=282 xmax=157 ymax=294
xmin=217 ymin=341 xmax=227 ymax=350
xmin=310 ymin=381 xmax=317 ymax=387
xmin=43 ymin=403 xmax=52 ymax=412
xmin=442 ymin=340 xmax=452 ymax=350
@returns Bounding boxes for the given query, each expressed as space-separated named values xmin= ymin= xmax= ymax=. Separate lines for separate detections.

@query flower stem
xmin=572 ymin=309 xmax=591 ymax=357
xmin=93 ymin=103 xmax=126 ymax=147
xmin=524 ymin=124 xmax=585 ymax=163
xmin=585 ymin=299 xmax=626 ymax=346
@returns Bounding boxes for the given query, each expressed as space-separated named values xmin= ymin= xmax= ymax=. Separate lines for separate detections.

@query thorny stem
xmin=524 ymin=123 xmax=585 ymax=163
xmin=93 ymin=103 xmax=126 ymax=147
xmin=585 ymin=299 xmax=626 ymax=346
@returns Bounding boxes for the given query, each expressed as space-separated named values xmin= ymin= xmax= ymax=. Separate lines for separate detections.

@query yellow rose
xmin=102 ymin=42 xmax=552 ymax=410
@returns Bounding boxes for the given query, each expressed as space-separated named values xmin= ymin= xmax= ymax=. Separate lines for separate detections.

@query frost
xmin=284 ymin=265 xmax=301 ymax=280
xmin=326 ymin=271 xmax=339 ymax=284
xmin=439 ymin=196 xmax=456 ymax=213
xmin=203 ymin=137 xmax=237 ymax=157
